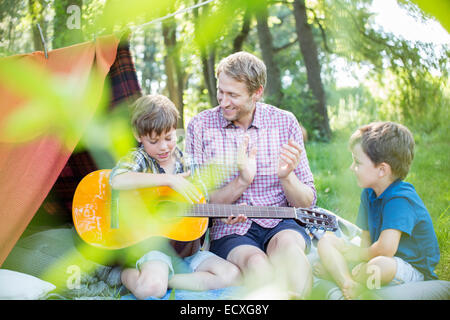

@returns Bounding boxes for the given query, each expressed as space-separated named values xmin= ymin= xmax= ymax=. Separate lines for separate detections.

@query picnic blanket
xmin=121 ymin=287 xmax=242 ymax=300
xmin=2 ymin=227 xmax=125 ymax=300
xmin=4 ymin=215 xmax=448 ymax=300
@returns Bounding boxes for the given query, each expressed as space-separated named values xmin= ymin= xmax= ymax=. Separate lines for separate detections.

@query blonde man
xmin=185 ymin=52 xmax=316 ymax=298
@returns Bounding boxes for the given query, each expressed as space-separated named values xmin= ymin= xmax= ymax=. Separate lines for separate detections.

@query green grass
xmin=305 ymin=128 xmax=450 ymax=281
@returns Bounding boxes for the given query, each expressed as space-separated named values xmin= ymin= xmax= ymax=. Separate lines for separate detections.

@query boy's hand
xmin=278 ymin=139 xmax=302 ymax=179
xmin=237 ymin=135 xmax=257 ymax=186
xmin=351 ymin=262 xmax=365 ymax=278
xmin=169 ymin=171 xmax=203 ymax=204
xmin=222 ymin=203 xmax=248 ymax=225
xmin=340 ymin=242 xmax=364 ymax=262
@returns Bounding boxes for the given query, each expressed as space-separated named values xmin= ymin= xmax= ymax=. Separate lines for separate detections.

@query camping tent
xmin=0 ymin=34 xmax=142 ymax=267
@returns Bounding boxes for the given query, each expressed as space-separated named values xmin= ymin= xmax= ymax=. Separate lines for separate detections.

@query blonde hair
xmin=130 ymin=94 xmax=179 ymax=137
xmin=216 ymin=51 xmax=266 ymax=94
xmin=349 ymin=121 xmax=415 ymax=180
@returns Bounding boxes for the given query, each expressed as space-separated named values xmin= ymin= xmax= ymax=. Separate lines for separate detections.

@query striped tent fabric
xmin=42 ymin=33 xmax=142 ymax=219
xmin=0 ymin=35 xmax=120 ymax=266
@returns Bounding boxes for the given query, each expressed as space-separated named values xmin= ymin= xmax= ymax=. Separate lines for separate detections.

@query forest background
xmin=0 ymin=0 xmax=448 ymax=280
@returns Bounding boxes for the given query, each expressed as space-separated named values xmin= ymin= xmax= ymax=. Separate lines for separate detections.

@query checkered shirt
xmin=110 ymin=145 xmax=185 ymax=182
xmin=185 ymin=102 xmax=317 ymax=240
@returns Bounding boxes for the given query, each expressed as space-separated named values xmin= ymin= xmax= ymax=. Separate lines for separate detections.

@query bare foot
xmin=341 ymin=279 xmax=365 ymax=300
xmin=312 ymin=261 xmax=332 ymax=281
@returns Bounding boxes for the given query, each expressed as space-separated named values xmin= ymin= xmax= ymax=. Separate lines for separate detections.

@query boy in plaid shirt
xmin=110 ymin=94 xmax=240 ymax=299
xmin=185 ymin=52 xmax=316 ymax=298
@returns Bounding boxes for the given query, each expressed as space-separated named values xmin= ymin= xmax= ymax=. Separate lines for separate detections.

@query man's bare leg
xmin=226 ymin=245 xmax=276 ymax=294
xmin=266 ymin=230 xmax=313 ymax=299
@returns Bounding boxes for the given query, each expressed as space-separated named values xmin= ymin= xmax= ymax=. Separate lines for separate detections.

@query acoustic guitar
xmin=72 ymin=170 xmax=337 ymax=250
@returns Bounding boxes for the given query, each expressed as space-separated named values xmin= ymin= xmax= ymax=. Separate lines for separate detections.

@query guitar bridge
xmin=110 ymin=189 xmax=119 ymax=229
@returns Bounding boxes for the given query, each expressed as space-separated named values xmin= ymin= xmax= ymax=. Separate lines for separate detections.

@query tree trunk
xmin=193 ymin=2 xmax=218 ymax=107
xmin=233 ymin=7 xmax=251 ymax=53
xmin=255 ymin=0 xmax=282 ymax=104
xmin=201 ymin=46 xmax=218 ymax=107
xmin=292 ymin=0 xmax=331 ymax=140
xmin=53 ymin=0 xmax=84 ymax=49
xmin=141 ymin=27 xmax=160 ymax=95
xmin=162 ymin=18 xmax=184 ymax=128
xmin=28 ymin=0 xmax=46 ymax=51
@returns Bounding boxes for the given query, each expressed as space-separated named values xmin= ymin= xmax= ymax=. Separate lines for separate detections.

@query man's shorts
xmin=135 ymin=249 xmax=217 ymax=279
xmin=209 ymin=219 xmax=311 ymax=260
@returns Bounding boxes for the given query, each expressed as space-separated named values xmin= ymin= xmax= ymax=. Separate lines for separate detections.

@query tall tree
xmin=53 ymin=0 xmax=84 ymax=49
xmin=28 ymin=0 xmax=46 ymax=51
xmin=193 ymin=2 xmax=218 ymax=107
xmin=292 ymin=0 xmax=331 ymax=140
xmin=162 ymin=15 xmax=185 ymax=128
xmin=140 ymin=26 xmax=163 ymax=95
xmin=232 ymin=5 xmax=252 ymax=53
xmin=255 ymin=0 xmax=282 ymax=104
xmin=0 ymin=1 xmax=24 ymax=56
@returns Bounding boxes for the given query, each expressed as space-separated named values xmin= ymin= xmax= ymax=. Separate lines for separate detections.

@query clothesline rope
xmin=36 ymin=0 xmax=217 ymax=54
xmin=131 ymin=0 xmax=216 ymax=30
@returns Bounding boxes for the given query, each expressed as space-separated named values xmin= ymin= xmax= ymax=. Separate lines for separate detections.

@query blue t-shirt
xmin=356 ymin=180 xmax=440 ymax=280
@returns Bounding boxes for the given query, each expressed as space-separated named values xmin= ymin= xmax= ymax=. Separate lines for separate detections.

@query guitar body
xmin=72 ymin=170 xmax=208 ymax=250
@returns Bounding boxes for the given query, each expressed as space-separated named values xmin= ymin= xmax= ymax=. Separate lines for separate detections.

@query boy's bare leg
xmin=312 ymin=261 xmax=333 ymax=281
xmin=352 ymin=256 xmax=397 ymax=288
xmin=168 ymin=256 xmax=241 ymax=291
xmin=121 ymin=260 xmax=169 ymax=299
xmin=266 ymin=230 xmax=313 ymax=299
xmin=317 ymin=234 xmax=364 ymax=299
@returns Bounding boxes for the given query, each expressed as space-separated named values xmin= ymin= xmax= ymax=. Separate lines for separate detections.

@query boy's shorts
xmin=209 ymin=219 xmax=311 ymax=260
xmin=135 ymin=249 xmax=217 ymax=279
xmin=389 ymin=257 xmax=424 ymax=285
xmin=351 ymin=255 xmax=424 ymax=287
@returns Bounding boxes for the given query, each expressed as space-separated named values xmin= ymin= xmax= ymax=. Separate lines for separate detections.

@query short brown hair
xmin=216 ymin=51 xmax=266 ymax=94
xmin=349 ymin=121 xmax=415 ymax=180
xmin=130 ymin=94 xmax=179 ymax=137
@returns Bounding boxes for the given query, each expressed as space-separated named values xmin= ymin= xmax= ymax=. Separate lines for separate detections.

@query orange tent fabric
xmin=0 ymin=36 xmax=119 ymax=266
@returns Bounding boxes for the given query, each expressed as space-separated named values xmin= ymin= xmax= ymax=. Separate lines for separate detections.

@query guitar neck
xmin=187 ymin=203 xmax=296 ymax=219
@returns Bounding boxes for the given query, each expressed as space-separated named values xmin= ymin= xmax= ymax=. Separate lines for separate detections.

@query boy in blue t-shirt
xmin=317 ymin=121 xmax=440 ymax=299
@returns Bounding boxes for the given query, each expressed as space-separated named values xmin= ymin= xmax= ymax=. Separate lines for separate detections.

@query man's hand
xmin=278 ymin=139 xmax=302 ymax=179
xmin=237 ymin=135 xmax=257 ymax=186
xmin=168 ymin=171 xmax=203 ymax=204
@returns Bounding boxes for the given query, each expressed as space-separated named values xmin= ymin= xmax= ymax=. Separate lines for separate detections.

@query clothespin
xmin=36 ymin=23 xmax=48 ymax=59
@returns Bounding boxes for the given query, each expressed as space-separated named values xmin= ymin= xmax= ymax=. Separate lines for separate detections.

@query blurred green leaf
xmin=411 ymin=0 xmax=450 ymax=32
xmin=96 ymin=0 xmax=176 ymax=33
xmin=0 ymin=51 xmax=130 ymax=164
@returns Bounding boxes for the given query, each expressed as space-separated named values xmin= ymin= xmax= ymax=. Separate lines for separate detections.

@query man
xmin=185 ymin=52 xmax=316 ymax=298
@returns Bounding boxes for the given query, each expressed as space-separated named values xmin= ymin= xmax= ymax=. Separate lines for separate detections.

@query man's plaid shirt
xmin=185 ymin=102 xmax=317 ymax=241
